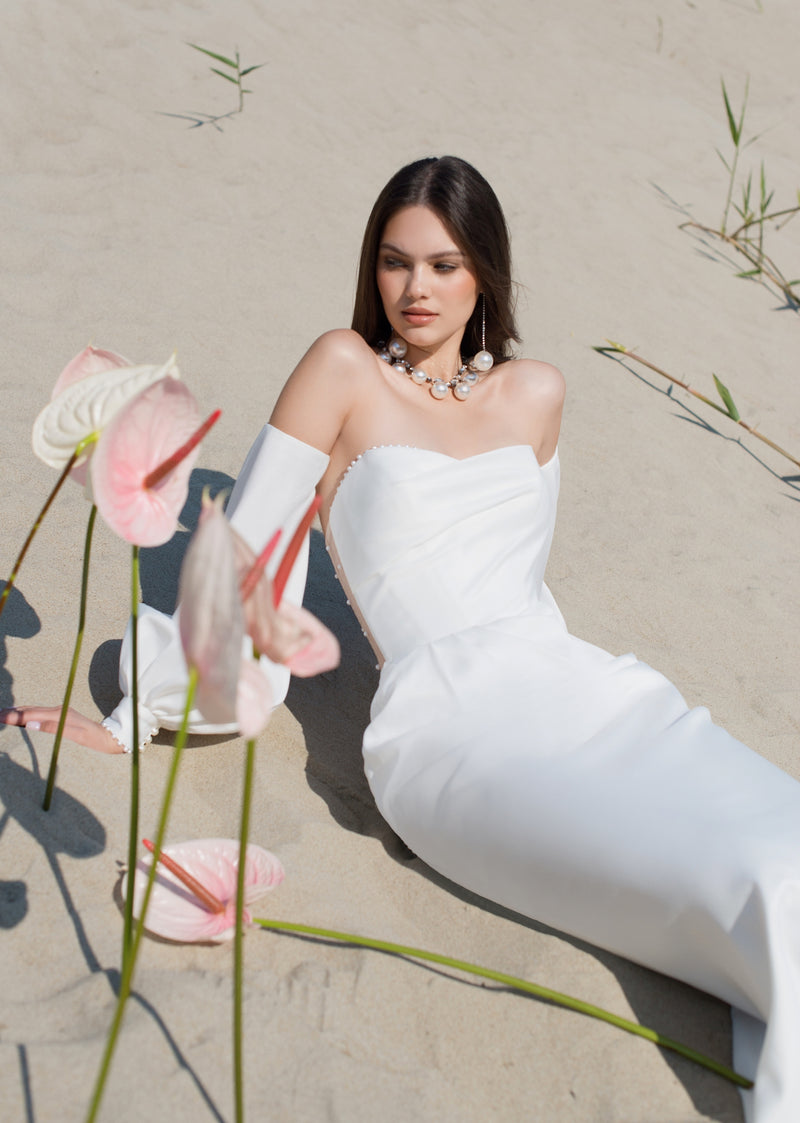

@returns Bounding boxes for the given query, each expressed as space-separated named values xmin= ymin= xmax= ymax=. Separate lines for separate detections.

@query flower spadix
xmin=33 ymin=352 xmax=181 ymax=479
xmin=179 ymin=492 xmax=244 ymax=725
xmin=90 ymin=377 xmax=219 ymax=547
xmin=124 ymin=838 xmax=284 ymax=943
xmin=234 ymin=498 xmax=340 ymax=677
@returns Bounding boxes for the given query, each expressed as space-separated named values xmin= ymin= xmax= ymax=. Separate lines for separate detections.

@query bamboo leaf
xmin=713 ymin=374 xmax=741 ymax=421
xmin=211 ymin=68 xmax=239 ymax=84
xmin=239 ymin=64 xmax=265 ymax=77
xmin=188 ymin=43 xmax=238 ymax=68
xmin=721 ymin=79 xmax=740 ymax=145
xmin=715 ymin=148 xmax=731 ymax=173
xmin=736 ymin=268 xmax=762 ymax=277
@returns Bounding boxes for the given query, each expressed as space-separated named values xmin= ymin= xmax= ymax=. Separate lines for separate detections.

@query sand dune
xmin=2 ymin=1 xmax=799 ymax=1119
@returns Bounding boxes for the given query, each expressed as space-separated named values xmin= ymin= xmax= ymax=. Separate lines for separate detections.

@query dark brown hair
xmin=351 ymin=156 xmax=520 ymax=364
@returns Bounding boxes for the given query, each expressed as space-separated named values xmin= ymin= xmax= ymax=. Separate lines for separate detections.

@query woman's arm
xmin=268 ymin=329 xmax=373 ymax=452
xmin=510 ymin=360 xmax=565 ymax=466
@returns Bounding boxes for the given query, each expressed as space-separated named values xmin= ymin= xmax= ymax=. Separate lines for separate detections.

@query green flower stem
xmin=42 ymin=504 xmax=98 ymax=811
xmin=85 ymin=666 xmax=198 ymax=1123
xmin=0 ymin=433 xmax=97 ymax=622
xmin=122 ymin=545 xmax=141 ymax=968
xmin=253 ymin=918 xmax=752 ymax=1090
xmin=234 ymin=738 xmax=256 ymax=1123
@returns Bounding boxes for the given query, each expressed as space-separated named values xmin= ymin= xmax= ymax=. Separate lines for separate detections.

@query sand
xmin=2 ymin=0 xmax=799 ymax=1119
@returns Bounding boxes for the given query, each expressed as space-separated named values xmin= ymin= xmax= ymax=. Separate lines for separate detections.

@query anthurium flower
xmin=50 ymin=344 xmax=130 ymax=400
xmin=235 ymin=656 xmax=274 ymax=740
xmin=178 ymin=493 xmax=244 ymax=724
xmin=125 ymin=838 xmax=284 ymax=943
xmin=232 ymin=506 xmax=340 ymax=677
xmin=32 ymin=352 xmax=181 ymax=475
xmin=90 ymin=376 xmax=219 ymax=547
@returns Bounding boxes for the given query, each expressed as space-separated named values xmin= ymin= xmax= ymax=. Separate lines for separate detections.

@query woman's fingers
xmin=0 ymin=705 xmax=59 ymax=730
xmin=0 ymin=706 xmax=123 ymax=754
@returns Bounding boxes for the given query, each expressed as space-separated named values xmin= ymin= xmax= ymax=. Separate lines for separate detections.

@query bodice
xmin=326 ymin=444 xmax=560 ymax=664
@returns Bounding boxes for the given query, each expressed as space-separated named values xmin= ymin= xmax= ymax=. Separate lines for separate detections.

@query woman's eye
xmin=382 ymin=257 xmax=405 ymax=269
xmin=434 ymin=262 xmax=457 ymax=273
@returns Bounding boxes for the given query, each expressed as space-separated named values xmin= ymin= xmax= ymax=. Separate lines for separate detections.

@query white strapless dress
xmin=326 ymin=443 xmax=800 ymax=1123
xmin=108 ymin=427 xmax=799 ymax=1121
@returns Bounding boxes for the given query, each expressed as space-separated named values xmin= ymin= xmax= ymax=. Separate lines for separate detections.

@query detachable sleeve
xmin=102 ymin=424 xmax=330 ymax=752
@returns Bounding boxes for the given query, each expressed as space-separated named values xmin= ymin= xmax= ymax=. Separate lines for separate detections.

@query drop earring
xmin=471 ymin=294 xmax=494 ymax=373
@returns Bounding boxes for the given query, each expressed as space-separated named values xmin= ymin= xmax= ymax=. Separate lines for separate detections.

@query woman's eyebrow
xmin=379 ymin=241 xmax=465 ymax=260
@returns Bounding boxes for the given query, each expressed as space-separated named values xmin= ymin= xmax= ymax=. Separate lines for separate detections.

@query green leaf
xmin=211 ymin=67 xmax=239 ymax=84
xmin=188 ymin=43 xmax=237 ymax=68
xmin=715 ymin=148 xmax=731 ymax=173
xmin=713 ymin=374 xmax=741 ymax=421
xmin=721 ymin=79 xmax=740 ymax=145
xmin=736 ymin=268 xmax=761 ymax=277
xmin=239 ymin=64 xmax=265 ymax=77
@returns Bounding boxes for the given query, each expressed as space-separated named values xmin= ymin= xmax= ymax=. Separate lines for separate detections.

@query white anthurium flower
xmin=32 ymin=352 xmax=181 ymax=472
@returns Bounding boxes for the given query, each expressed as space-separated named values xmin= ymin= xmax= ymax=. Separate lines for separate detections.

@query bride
xmin=3 ymin=156 xmax=800 ymax=1122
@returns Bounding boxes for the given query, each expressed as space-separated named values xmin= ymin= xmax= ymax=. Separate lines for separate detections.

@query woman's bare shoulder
xmin=502 ymin=357 xmax=566 ymax=404
xmin=495 ymin=358 xmax=564 ymax=463
xmin=304 ymin=327 xmax=376 ymax=363
xmin=269 ymin=329 xmax=377 ymax=452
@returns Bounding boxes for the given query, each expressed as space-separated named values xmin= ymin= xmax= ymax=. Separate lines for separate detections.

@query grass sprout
xmin=188 ymin=44 xmax=263 ymax=115
xmin=681 ymin=79 xmax=800 ymax=308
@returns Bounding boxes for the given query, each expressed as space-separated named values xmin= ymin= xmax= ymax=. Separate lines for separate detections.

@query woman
xmin=3 ymin=157 xmax=800 ymax=1122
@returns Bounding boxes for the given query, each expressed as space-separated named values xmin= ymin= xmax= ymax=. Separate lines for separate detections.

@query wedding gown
xmin=106 ymin=425 xmax=800 ymax=1123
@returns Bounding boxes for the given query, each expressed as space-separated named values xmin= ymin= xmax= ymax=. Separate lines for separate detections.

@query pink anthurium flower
xmin=50 ymin=344 xmax=130 ymax=400
xmin=90 ymin=378 xmax=220 ymax=547
xmin=233 ymin=499 xmax=340 ymax=677
xmin=32 ymin=352 xmax=181 ymax=481
xmin=125 ymin=838 xmax=284 ymax=943
xmin=235 ymin=656 xmax=274 ymax=739
xmin=179 ymin=492 xmax=244 ymax=724
xmin=49 ymin=346 xmax=132 ymax=483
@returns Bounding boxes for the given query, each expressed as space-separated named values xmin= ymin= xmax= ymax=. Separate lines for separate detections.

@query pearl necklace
xmin=376 ymin=337 xmax=494 ymax=402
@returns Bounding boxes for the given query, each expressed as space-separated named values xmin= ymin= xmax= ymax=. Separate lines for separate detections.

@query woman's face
xmin=376 ymin=206 xmax=479 ymax=355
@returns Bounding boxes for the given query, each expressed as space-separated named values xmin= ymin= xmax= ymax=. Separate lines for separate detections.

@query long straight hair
xmin=352 ymin=157 xmax=520 ymax=364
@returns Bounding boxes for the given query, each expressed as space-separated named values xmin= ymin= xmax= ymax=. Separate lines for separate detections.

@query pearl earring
xmin=471 ymin=293 xmax=494 ymax=373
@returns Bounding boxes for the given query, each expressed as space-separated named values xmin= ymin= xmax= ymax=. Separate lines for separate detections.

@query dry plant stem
xmin=42 ymin=505 xmax=98 ymax=811
xmin=234 ymin=738 xmax=257 ymax=1123
xmin=597 ymin=344 xmax=800 ymax=470
xmin=0 ymin=436 xmax=95 ymax=621
xmin=122 ymin=546 xmax=141 ymax=970
xmin=729 ymin=205 xmax=800 ymax=241
xmin=681 ymin=220 xmax=800 ymax=307
xmin=254 ymin=918 xmax=752 ymax=1089
xmin=85 ymin=667 xmax=199 ymax=1123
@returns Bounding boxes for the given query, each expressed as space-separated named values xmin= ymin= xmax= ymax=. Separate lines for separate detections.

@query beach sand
xmin=2 ymin=1 xmax=799 ymax=1119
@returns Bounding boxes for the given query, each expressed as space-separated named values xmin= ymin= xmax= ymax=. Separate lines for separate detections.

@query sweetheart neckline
xmin=325 ymin=442 xmax=558 ymax=531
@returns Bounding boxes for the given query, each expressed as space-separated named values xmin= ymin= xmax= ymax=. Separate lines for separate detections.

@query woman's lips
xmin=402 ymin=309 xmax=437 ymax=326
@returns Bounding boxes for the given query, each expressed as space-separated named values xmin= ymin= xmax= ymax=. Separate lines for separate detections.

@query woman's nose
xmin=406 ymin=266 xmax=429 ymax=299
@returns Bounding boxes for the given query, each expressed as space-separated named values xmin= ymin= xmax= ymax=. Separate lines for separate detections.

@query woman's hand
xmin=0 ymin=706 xmax=124 ymax=754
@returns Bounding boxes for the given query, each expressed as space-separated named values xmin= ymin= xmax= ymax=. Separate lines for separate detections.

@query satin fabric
xmin=327 ymin=443 xmax=800 ymax=1123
